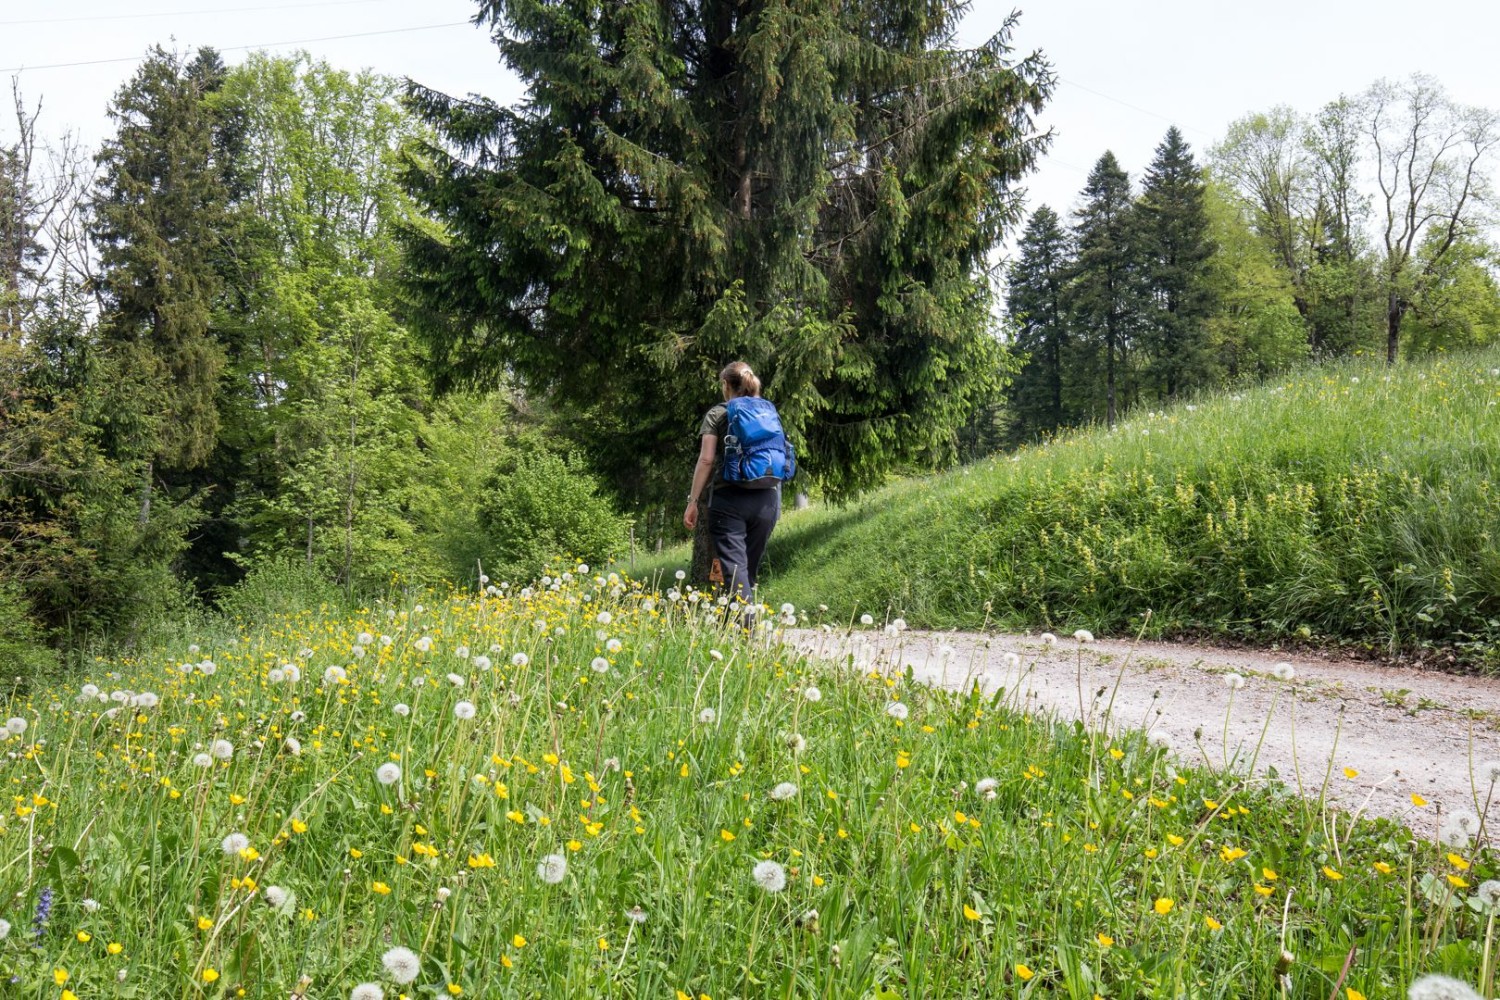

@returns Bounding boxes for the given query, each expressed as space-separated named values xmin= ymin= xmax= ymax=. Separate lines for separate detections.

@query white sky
xmin=2 ymin=0 xmax=1498 ymax=223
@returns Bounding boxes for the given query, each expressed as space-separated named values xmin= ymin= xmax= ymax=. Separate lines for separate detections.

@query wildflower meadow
xmin=3 ymin=571 xmax=1498 ymax=998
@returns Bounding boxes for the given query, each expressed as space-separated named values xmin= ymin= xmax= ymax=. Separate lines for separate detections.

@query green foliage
xmin=474 ymin=446 xmax=630 ymax=583
xmin=1068 ymin=151 xmax=1142 ymax=427
xmin=695 ymin=349 xmax=1500 ymax=659
xmin=0 ymin=580 xmax=56 ymax=676
xmin=1134 ymin=127 xmax=1217 ymax=400
xmin=92 ymin=46 xmax=242 ymax=473
xmin=399 ymin=2 xmax=1050 ymax=504
xmin=1005 ymin=205 xmax=1073 ymax=440
xmin=213 ymin=553 xmax=347 ymax=625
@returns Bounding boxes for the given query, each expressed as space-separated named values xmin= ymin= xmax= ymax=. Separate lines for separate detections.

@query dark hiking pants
xmin=707 ymin=485 xmax=781 ymax=617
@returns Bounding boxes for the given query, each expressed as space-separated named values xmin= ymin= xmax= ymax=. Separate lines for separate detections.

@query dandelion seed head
xmin=221 ymin=833 xmax=249 ymax=856
xmin=351 ymin=982 xmax=384 ymax=1000
xmin=591 ymin=657 xmax=610 ymax=674
xmin=210 ymin=739 xmax=233 ymax=761
xmin=1479 ymin=760 xmax=1500 ymax=786
xmin=697 ymin=707 xmax=716 ymax=725
xmin=263 ymin=886 xmax=292 ymax=910
xmin=453 ymin=701 xmax=476 ymax=720
xmin=1272 ymin=662 xmax=1296 ymax=681
xmin=1478 ymin=880 xmax=1500 ymax=909
xmin=625 ymin=905 xmax=647 ymax=924
xmin=377 ymin=763 xmax=401 ymax=786
xmin=975 ymin=777 xmax=999 ymax=797
xmin=537 ymin=853 xmax=568 ymax=884
xmin=1408 ymin=974 xmax=1483 ymax=1000
xmin=886 ymin=701 xmax=909 ymax=721
xmin=472 ymin=655 xmax=492 ymax=671
xmin=752 ymin=860 xmax=787 ymax=893
xmin=382 ymin=946 xmax=421 ymax=984
xmin=323 ymin=666 xmax=347 ymax=685
xmin=860 ymin=614 xmax=875 ymax=626
xmin=803 ymin=686 xmax=822 ymax=703
xmin=446 ymin=673 xmax=465 ymax=687
xmin=193 ymin=753 xmax=212 ymax=768
xmin=596 ymin=611 xmax=612 ymax=625
xmin=1073 ymin=629 xmax=1094 ymax=643
xmin=606 ymin=638 xmax=623 ymax=653
xmin=284 ymin=737 xmax=302 ymax=755
xmin=1224 ymin=673 xmax=1246 ymax=691
xmin=511 ymin=653 xmax=529 ymax=667
xmin=769 ymin=782 xmax=799 ymax=801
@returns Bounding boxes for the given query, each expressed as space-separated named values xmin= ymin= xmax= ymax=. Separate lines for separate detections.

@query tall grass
xmin=655 ymin=350 xmax=1500 ymax=661
xmin=0 ymin=579 xmax=1496 ymax=998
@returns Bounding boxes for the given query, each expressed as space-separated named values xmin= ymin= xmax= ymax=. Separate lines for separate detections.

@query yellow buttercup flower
xmin=1153 ymin=897 xmax=1174 ymax=915
xmin=963 ymin=904 xmax=980 ymax=921
xmin=1016 ymin=964 xmax=1034 ymax=982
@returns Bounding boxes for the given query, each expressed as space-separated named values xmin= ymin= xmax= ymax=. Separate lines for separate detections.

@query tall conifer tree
xmin=92 ymin=46 xmax=241 ymax=523
xmin=1136 ymin=127 xmax=1216 ymax=400
xmin=1005 ymin=205 xmax=1073 ymax=439
xmin=399 ymin=1 xmax=1052 ymax=505
xmin=1069 ymin=151 xmax=1140 ymax=427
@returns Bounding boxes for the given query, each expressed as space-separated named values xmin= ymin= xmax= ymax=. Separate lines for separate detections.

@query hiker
xmin=684 ymin=361 xmax=796 ymax=625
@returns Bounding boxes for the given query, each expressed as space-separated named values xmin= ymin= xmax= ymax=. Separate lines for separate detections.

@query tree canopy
xmin=399 ymin=0 xmax=1052 ymax=503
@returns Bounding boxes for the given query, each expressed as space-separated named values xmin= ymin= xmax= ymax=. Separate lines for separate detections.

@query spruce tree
xmin=92 ymin=47 xmax=239 ymax=497
xmin=1069 ymin=152 xmax=1140 ymax=427
xmin=1135 ymin=127 xmax=1216 ymax=401
xmin=1005 ymin=205 xmax=1073 ymax=440
xmin=399 ymin=2 xmax=1052 ymax=507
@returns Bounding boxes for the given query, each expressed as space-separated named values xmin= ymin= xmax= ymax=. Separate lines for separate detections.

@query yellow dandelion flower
xmin=1448 ymin=853 xmax=1471 ymax=871
xmin=1205 ymin=916 xmax=1222 ymax=931
xmin=1322 ymin=866 xmax=1343 ymax=881
xmin=1411 ymin=793 xmax=1428 ymax=807
xmin=1016 ymin=964 xmax=1034 ymax=982
xmin=1096 ymin=933 xmax=1113 ymax=948
xmin=1153 ymin=897 xmax=1174 ymax=915
xmin=1342 ymin=767 xmax=1359 ymax=779
xmin=963 ymin=904 xmax=981 ymax=921
xmin=1373 ymin=861 xmax=1393 ymax=874
xmin=372 ymin=881 xmax=392 ymax=895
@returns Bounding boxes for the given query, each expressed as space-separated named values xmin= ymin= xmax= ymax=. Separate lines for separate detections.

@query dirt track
xmin=788 ymin=627 xmax=1500 ymax=827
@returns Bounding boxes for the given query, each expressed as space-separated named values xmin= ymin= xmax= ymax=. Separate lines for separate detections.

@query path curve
xmin=788 ymin=627 xmax=1500 ymax=828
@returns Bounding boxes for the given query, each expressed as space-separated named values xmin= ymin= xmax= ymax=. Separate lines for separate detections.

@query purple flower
xmin=32 ymin=886 xmax=52 ymax=938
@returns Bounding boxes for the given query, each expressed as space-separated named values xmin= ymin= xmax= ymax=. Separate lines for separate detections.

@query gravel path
xmin=787 ymin=628 xmax=1500 ymax=827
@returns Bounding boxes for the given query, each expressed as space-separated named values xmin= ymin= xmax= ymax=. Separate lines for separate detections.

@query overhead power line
xmin=1056 ymin=75 xmax=1214 ymax=140
xmin=0 ymin=0 xmax=407 ymax=27
xmin=0 ymin=21 xmax=471 ymax=74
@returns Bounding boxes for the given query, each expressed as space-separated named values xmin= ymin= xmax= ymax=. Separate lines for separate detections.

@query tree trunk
xmin=1386 ymin=292 xmax=1402 ymax=365
xmin=137 ymin=459 xmax=153 ymax=526
xmin=690 ymin=497 xmax=715 ymax=587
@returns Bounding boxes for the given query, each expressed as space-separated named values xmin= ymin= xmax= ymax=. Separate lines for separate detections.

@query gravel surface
xmin=787 ymin=627 xmax=1500 ymax=827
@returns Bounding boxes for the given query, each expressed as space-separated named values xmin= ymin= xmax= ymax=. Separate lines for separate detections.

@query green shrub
xmin=0 ymin=582 xmax=57 ymax=677
xmin=215 ymin=554 xmax=347 ymax=624
xmin=476 ymin=449 xmax=630 ymax=582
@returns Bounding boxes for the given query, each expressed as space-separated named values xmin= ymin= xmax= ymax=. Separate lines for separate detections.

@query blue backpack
xmin=722 ymin=397 xmax=796 ymax=485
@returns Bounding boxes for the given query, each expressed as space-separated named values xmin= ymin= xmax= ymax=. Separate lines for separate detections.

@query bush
xmin=215 ymin=554 xmax=348 ymax=625
xmin=476 ymin=449 xmax=630 ymax=582
xmin=0 ymin=582 xmax=57 ymax=678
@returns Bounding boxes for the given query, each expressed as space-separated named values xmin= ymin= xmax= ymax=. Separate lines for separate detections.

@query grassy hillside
xmin=639 ymin=349 xmax=1500 ymax=660
xmin=4 ymin=578 xmax=1496 ymax=997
